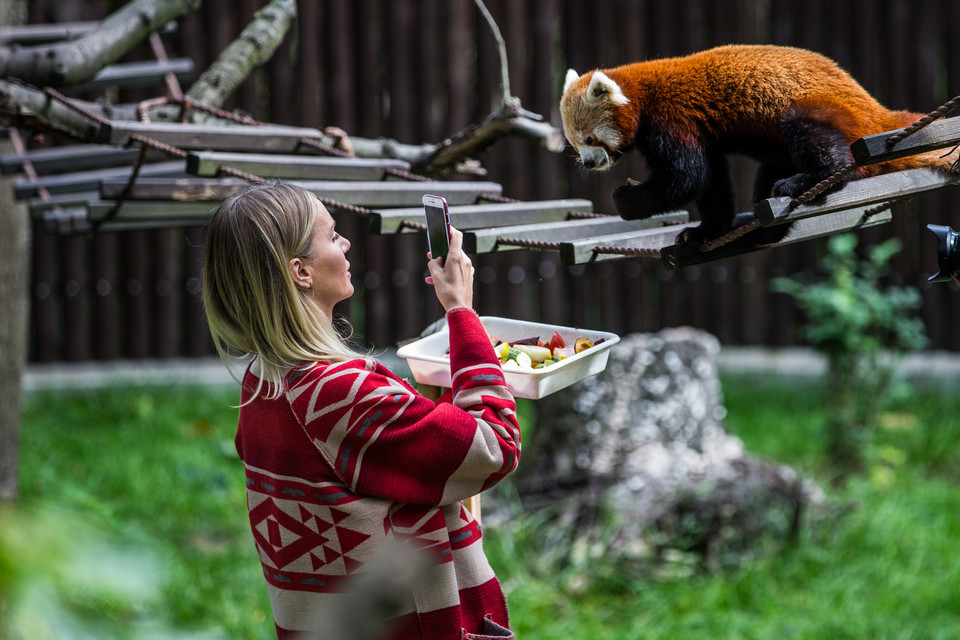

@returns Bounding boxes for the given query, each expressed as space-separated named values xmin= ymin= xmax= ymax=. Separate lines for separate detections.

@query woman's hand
xmin=425 ymin=226 xmax=475 ymax=311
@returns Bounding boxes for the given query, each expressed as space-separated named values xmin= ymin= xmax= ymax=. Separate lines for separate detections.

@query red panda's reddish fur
xmin=561 ymin=45 xmax=957 ymax=244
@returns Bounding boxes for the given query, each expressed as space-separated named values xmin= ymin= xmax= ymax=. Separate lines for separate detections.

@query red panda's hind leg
xmin=774 ymin=100 xmax=857 ymax=200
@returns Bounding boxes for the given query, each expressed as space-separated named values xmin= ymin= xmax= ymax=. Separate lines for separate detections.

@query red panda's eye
xmin=585 ymin=136 xmax=596 ymax=146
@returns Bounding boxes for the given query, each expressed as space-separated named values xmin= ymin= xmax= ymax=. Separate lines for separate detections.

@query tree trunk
xmin=497 ymin=327 xmax=824 ymax=569
xmin=0 ymin=0 xmax=28 ymax=503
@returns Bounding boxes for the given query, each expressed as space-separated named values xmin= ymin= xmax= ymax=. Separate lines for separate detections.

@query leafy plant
xmin=772 ymin=234 xmax=927 ymax=478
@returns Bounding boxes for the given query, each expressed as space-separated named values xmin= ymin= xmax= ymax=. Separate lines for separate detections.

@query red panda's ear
xmin=586 ymin=71 xmax=629 ymax=106
xmin=563 ymin=69 xmax=580 ymax=96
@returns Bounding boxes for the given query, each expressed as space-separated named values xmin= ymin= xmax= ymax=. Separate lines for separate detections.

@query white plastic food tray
xmin=396 ymin=316 xmax=620 ymax=399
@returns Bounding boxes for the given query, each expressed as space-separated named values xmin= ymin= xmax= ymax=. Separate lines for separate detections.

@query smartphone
xmin=422 ymin=194 xmax=451 ymax=261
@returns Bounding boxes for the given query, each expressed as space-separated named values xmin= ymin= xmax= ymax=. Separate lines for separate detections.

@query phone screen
xmin=423 ymin=195 xmax=450 ymax=260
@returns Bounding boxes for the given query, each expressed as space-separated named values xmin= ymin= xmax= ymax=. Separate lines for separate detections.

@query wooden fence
xmin=20 ymin=0 xmax=960 ymax=363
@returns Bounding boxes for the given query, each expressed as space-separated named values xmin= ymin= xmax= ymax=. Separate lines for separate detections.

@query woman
xmin=202 ymin=182 xmax=519 ymax=640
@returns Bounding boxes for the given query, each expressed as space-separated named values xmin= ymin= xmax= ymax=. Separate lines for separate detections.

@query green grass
xmin=6 ymin=373 xmax=960 ymax=638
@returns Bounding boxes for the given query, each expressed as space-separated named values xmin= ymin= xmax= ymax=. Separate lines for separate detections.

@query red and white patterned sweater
xmin=235 ymin=308 xmax=521 ymax=639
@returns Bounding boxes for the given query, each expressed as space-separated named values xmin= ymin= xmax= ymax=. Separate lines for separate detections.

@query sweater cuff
xmin=445 ymin=306 xmax=477 ymax=318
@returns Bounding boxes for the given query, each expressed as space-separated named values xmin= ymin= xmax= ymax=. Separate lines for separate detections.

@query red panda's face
xmin=560 ymin=69 xmax=631 ymax=171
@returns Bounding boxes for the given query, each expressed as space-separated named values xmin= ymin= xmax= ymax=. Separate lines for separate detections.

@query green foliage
xmin=771 ymin=234 xmax=928 ymax=476
xmin=11 ymin=384 xmax=272 ymax=640
xmin=10 ymin=378 xmax=960 ymax=639
xmin=484 ymin=375 xmax=960 ymax=639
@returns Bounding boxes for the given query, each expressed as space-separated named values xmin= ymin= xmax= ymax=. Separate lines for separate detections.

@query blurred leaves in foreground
xmin=0 ymin=504 xmax=227 ymax=640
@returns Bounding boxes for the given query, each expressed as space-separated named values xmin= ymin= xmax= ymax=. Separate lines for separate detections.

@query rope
xmin=128 ymin=133 xmax=188 ymax=159
xmin=316 ymin=197 xmax=374 ymax=217
xmin=136 ymin=96 xmax=171 ymax=122
xmin=495 ymin=236 xmax=560 ymax=250
xmin=699 ymin=218 xmax=763 ymax=252
xmin=478 ymin=192 xmax=520 ymax=203
xmin=886 ymin=93 xmax=960 ymax=147
xmin=297 ymin=136 xmax=352 ymax=157
xmin=170 ymin=95 xmax=264 ymax=126
xmin=398 ymin=219 xmax=426 ymax=231
xmin=789 ymin=162 xmax=858 ymax=209
xmin=95 ymin=144 xmax=150 ymax=232
xmin=385 ymin=166 xmax=435 ymax=182
xmin=862 ymin=196 xmax=911 ymax=216
xmin=216 ymin=164 xmax=267 ymax=184
xmin=594 ymin=245 xmax=661 ymax=258
xmin=43 ymin=87 xmax=110 ymax=125
xmin=566 ymin=210 xmax=612 ymax=219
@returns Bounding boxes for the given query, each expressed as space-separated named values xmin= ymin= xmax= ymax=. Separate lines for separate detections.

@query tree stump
xmin=495 ymin=327 xmax=824 ymax=569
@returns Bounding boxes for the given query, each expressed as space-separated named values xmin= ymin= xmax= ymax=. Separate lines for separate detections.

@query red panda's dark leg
xmin=753 ymin=162 xmax=796 ymax=203
xmin=612 ymin=137 xmax=721 ymax=223
xmin=774 ymin=105 xmax=855 ymax=199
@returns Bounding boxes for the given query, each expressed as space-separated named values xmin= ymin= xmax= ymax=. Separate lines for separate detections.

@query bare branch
xmin=0 ymin=78 xmax=103 ymax=141
xmin=474 ymin=0 xmax=511 ymax=102
xmin=412 ymin=100 xmax=565 ymax=176
xmin=0 ymin=0 xmax=566 ymax=177
xmin=185 ymin=0 xmax=297 ymax=108
xmin=0 ymin=0 xmax=202 ymax=87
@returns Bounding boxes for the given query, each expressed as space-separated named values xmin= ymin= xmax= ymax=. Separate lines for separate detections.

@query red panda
xmin=560 ymin=44 xmax=958 ymax=246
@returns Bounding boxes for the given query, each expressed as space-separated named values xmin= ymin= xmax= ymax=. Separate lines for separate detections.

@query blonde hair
xmin=202 ymin=182 xmax=364 ymax=399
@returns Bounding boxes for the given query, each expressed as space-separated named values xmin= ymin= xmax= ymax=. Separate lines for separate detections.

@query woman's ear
xmin=288 ymin=256 xmax=312 ymax=290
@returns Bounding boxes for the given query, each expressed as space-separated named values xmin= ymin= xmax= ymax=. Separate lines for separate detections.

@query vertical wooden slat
xmin=30 ymin=221 xmax=57 ymax=362
xmin=61 ymin=236 xmax=89 ymax=362
xmin=92 ymin=233 xmax=118 ymax=360
xmin=124 ymin=230 xmax=151 ymax=358
xmin=183 ymin=226 xmax=210 ymax=357
xmin=297 ymin=0 xmax=323 ymax=129
xmin=155 ymin=229 xmax=179 ymax=357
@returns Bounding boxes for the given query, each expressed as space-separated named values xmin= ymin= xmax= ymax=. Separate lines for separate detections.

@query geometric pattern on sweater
xmin=236 ymin=308 xmax=520 ymax=636
xmin=250 ymin=497 xmax=370 ymax=574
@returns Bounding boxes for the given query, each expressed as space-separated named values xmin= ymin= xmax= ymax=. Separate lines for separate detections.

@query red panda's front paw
xmin=675 ymin=225 xmax=714 ymax=246
xmin=612 ymin=183 xmax=645 ymax=220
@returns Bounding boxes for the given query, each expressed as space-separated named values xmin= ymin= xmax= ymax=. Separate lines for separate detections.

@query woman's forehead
xmin=312 ymin=197 xmax=333 ymax=225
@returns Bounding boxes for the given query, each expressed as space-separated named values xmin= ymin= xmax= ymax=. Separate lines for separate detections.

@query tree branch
xmin=412 ymin=101 xmax=566 ymax=176
xmin=184 ymin=0 xmax=296 ymax=108
xmin=0 ymin=79 xmax=103 ymax=141
xmin=0 ymin=0 xmax=202 ymax=86
xmin=474 ymin=0 xmax=511 ymax=103
xmin=0 ymin=0 xmax=566 ymax=176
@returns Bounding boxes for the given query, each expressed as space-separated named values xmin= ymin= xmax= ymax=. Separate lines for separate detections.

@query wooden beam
xmin=186 ymin=151 xmax=411 ymax=180
xmin=0 ymin=20 xmax=175 ymax=45
xmin=660 ymin=206 xmax=892 ymax=269
xmin=70 ymin=58 xmax=194 ymax=93
xmin=41 ymin=207 xmax=203 ymax=236
xmin=14 ymin=161 xmax=186 ymax=199
xmin=2 ymin=144 xmax=168 ymax=175
xmin=368 ymin=199 xmax=596 ymax=234
xmin=0 ymin=22 xmax=98 ymax=45
xmin=851 ymin=116 xmax=960 ymax=165
xmin=98 ymin=121 xmax=330 ymax=152
xmin=27 ymin=191 xmax=99 ymax=219
xmin=86 ymin=199 xmax=217 ymax=223
xmin=560 ymin=220 xmax=696 ymax=265
xmin=755 ymin=167 xmax=958 ymax=225
xmin=466 ymin=211 xmax=689 ymax=255
xmin=98 ymin=177 xmax=504 ymax=206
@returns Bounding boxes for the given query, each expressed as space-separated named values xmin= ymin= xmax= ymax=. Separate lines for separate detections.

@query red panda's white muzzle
xmin=580 ymin=146 xmax=613 ymax=170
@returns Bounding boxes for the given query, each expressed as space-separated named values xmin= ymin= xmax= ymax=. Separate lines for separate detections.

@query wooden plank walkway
xmin=9 ymin=105 xmax=957 ymax=273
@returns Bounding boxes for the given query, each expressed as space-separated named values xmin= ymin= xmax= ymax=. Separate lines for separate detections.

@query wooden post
xmin=417 ymin=383 xmax=481 ymax=525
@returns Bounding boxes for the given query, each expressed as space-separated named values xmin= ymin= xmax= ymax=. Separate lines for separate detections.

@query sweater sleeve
xmin=285 ymin=308 xmax=520 ymax=506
